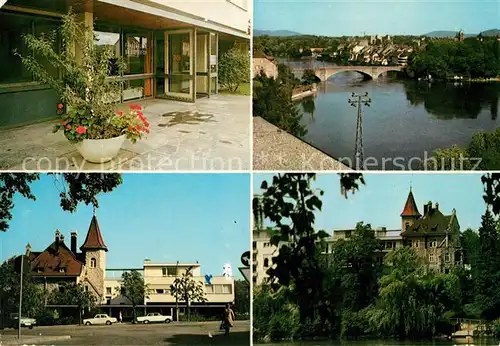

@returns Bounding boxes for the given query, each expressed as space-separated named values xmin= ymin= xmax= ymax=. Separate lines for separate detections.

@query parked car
xmin=83 ymin=314 xmax=117 ymax=326
xmin=7 ymin=313 xmax=36 ymax=329
xmin=137 ymin=312 xmax=173 ymax=324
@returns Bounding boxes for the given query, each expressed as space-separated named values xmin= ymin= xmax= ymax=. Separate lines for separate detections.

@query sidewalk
xmin=0 ymin=95 xmax=250 ymax=171
xmin=0 ymin=335 xmax=71 ymax=345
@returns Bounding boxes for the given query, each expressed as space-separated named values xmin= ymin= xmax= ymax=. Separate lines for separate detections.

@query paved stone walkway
xmin=253 ymin=116 xmax=350 ymax=171
xmin=0 ymin=95 xmax=250 ymax=171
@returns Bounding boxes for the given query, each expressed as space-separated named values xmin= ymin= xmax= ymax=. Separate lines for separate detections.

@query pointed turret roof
xmin=80 ymin=215 xmax=108 ymax=252
xmin=400 ymin=188 xmax=421 ymax=217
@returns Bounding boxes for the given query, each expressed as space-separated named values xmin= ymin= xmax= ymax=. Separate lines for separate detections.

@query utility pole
xmin=348 ymin=92 xmax=371 ymax=170
xmin=18 ymin=254 xmax=24 ymax=340
xmin=175 ymin=261 xmax=179 ymax=322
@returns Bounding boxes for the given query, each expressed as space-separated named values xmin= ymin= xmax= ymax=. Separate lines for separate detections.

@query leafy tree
xmin=253 ymin=285 xmax=300 ymax=341
xmin=473 ymin=210 xmax=500 ymax=319
xmin=0 ymin=173 xmax=122 ymax=232
xmin=170 ymin=269 xmax=207 ymax=322
xmin=218 ymin=46 xmax=250 ymax=93
xmin=253 ymin=70 xmax=306 ymax=137
xmin=48 ymin=282 xmax=97 ymax=325
xmin=328 ymin=222 xmax=382 ymax=312
xmin=119 ymin=270 xmax=150 ymax=324
xmin=0 ymin=257 xmax=46 ymax=327
xmin=234 ymin=280 xmax=250 ymax=315
xmin=301 ymin=69 xmax=320 ymax=85
xmin=255 ymin=173 xmax=364 ymax=329
xmin=483 ymin=173 xmax=500 ymax=215
xmin=366 ymin=247 xmax=460 ymax=338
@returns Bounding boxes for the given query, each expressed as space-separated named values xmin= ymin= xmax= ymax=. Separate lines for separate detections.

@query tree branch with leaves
xmin=170 ymin=269 xmax=207 ymax=322
xmin=0 ymin=173 xmax=122 ymax=232
xmin=119 ymin=270 xmax=150 ymax=324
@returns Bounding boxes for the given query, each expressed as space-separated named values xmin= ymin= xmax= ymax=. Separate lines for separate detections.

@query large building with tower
xmin=15 ymin=214 xmax=234 ymax=321
xmin=253 ymin=188 xmax=462 ymax=286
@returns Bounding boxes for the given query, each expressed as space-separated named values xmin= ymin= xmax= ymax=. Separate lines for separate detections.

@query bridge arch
xmin=318 ymin=69 xmax=374 ymax=81
xmin=375 ymin=68 xmax=405 ymax=79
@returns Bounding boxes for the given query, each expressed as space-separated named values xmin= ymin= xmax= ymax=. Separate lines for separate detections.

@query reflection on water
xmin=294 ymin=71 xmax=500 ymax=170
xmin=257 ymin=337 xmax=497 ymax=345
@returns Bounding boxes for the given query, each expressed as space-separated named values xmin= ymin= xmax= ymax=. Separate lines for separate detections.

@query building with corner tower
xmin=253 ymin=188 xmax=462 ymax=285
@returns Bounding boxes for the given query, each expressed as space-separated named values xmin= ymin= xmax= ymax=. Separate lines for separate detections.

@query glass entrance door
xmin=165 ymin=30 xmax=194 ymax=102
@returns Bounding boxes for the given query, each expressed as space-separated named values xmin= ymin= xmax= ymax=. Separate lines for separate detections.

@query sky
xmin=0 ymin=174 xmax=251 ymax=279
xmin=253 ymin=173 xmax=487 ymax=232
xmin=254 ymin=0 xmax=500 ymax=36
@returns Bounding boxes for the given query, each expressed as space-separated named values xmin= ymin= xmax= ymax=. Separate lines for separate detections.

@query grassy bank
xmin=220 ymin=82 xmax=250 ymax=96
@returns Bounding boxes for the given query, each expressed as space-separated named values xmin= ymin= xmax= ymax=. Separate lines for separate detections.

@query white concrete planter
xmin=75 ymin=135 xmax=126 ymax=163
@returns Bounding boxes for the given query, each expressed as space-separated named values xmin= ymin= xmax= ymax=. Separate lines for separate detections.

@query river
xmin=281 ymin=59 xmax=500 ymax=170
xmin=257 ymin=338 xmax=498 ymax=345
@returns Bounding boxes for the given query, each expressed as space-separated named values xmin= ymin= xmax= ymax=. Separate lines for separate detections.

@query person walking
xmin=119 ymin=310 xmax=123 ymax=324
xmin=223 ymin=304 xmax=235 ymax=336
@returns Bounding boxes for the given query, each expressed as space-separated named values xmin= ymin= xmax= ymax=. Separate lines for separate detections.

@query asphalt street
xmin=1 ymin=320 xmax=250 ymax=345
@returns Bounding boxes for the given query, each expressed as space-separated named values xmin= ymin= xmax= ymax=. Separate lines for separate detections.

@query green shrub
xmin=218 ymin=46 xmax=250 ymax=93
xmin=341 ymin=309 xmax=370 ymax=338
xmin=253 ymin=286 xmax=300 ymax=341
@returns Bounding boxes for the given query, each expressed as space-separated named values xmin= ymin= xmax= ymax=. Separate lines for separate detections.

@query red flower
xmin=61 ymin=121 xmax=68 ymax=126
xmin=117 ymin=111 xmax=124 ymax=116
xmin=76 ymin=126 xmax=87 ymax=135
xmin=57 ymin=103 xmax=63 ymax=109
xmin=128 ymin=126 xmax=134 ymax=131
xmin=66 ymin=125 xmax=72 ymax=130
xmin=144 ymin=121 xmax=150 ymax=127
xmin=145 ymin=128 xmax=150 ymax=134
xmin=129 ymin=104 xmax=142 ymax=111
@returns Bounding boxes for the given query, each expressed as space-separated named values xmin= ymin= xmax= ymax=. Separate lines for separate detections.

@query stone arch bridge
xmin=293 ymin=65 xmax=404 ymax=81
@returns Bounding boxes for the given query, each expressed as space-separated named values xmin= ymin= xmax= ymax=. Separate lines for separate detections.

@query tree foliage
xmin=0 ymin=257 xmax=46 ymax=325
xmin=428 ymin=128 xmax=500 ymax=170
xmin=301 ymin=69 xmax=320 ymax=85
xmin=0 ymin=173 xmax=122 ymax=232
xmin=253 ymin=69 xmax=306 ymax=137
xmin=170 ymin=269 xmax=207 ymax=321
xmin=367 ymin=247 xmax=460 ymax=339
xmin=119 ymin=270 xmax=150 ymax=323
xmin=255 ymin=173 xmax=365 ymax=329
xmin=234 ymin=280 xmax=250 ymax=314
xmin=218 ymin=46 xmax=250 ymax=93
xmin=48 ymin=282 xmax=97 ymax=324
xmin=407 ymin=38 xmax=500 ymax=79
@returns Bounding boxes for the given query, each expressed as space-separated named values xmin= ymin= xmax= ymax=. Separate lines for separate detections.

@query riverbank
xmin=292 ymin=85 xmax=317 ymax=101
xmin=253 ymin=116 xmax=350 ymax=170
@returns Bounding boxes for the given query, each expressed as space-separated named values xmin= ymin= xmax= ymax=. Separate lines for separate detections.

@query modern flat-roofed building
xmin=104 ymin=260 xmax=234 ymax=319
xmin=0 ymin=0 xmax=251 ymax=127
xmin=253 ymin=188 xmax=462 ymax=285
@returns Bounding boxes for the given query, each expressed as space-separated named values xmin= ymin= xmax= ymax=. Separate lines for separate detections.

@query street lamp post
xmin=175 ymin=261 xmax=179 ymax=322
xmin=18 ymin=254 xmax=24 ymax=340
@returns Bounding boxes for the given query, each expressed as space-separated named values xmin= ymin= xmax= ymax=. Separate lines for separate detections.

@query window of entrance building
xmin=90 ymin=258 xmax=97 ymax=268
xmin=122 ymin=31 xmax=153 ymax=101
